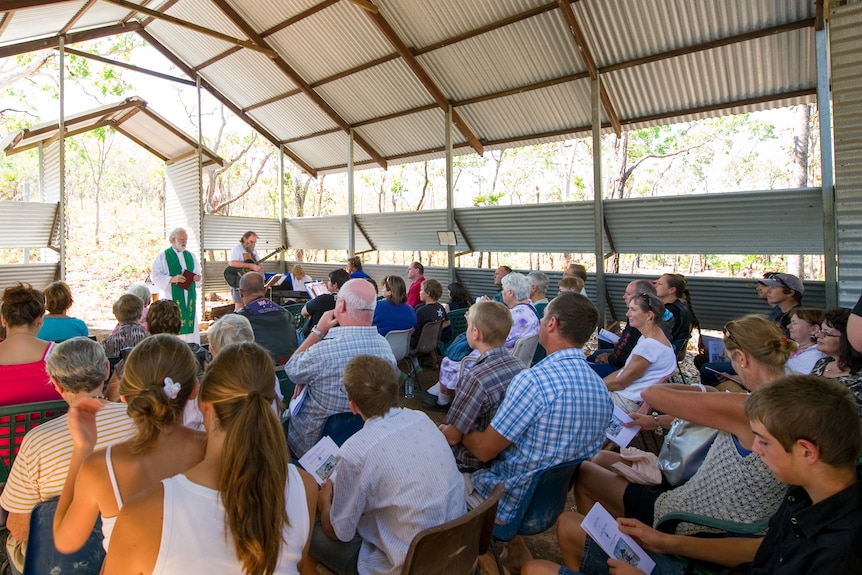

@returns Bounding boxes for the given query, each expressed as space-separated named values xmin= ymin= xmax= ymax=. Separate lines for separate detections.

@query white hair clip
xmin=163 ymin=377 xmax=181 ymax=400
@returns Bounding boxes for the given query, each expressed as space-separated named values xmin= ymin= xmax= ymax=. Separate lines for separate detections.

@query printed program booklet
xmin=299 ymin=435 xmax=339 ymax=485
xmin=582 ymin=504 xmax=656 ymax=574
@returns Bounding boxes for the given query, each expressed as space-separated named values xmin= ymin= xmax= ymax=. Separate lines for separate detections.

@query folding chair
xmin=671 ymin=338 xmax=691 ymax=383
xmin=405 ymin=320 xmax=445 ymax=390
xmin=23 ymin=499 xmax=104 ymax=575
xmin=511 ymin=334 xmax=540 ymax=367
xmin=402 ymin=483 xmax=504 ymax=575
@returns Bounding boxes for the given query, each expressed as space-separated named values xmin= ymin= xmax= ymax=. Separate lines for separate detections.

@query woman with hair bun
xmin=53 ymin=334 xmax=206 ymax=555
xmin=104 ymin=342 xmax=317 ymax=575
xmin=0 ymin=283 xmax=61 ymax=405
xmin=37 ymin=281 xmax=88 ymax=341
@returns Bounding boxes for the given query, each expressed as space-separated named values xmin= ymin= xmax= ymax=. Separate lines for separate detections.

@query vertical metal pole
xmin=279 ymin=146 xmax=286 ymax=269
xmin=196 ymin=75 xmax=204 ymax=320
xmin=23 ymin=181 xmax=30 ymax=265
xmin=592 ymin=76 xmax=605 ymax=326
xmin=816 ymin=25 xmax=837 ymax=307
xmin=58 ymin=36 xmax=66 ymax=280
xmin=446 ymin=105 xmax=455 ymax=282
xmin=347 ymin=130 xmax=355 ymax=258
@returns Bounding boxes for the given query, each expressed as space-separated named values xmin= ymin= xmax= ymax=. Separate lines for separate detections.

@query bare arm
xmin=641 ymin=386 xmax=753 ymax=448
xmin=298 ymin=469 xmax=319 ymax=575
xmin=102 ymin=484 xmax=164 ymax=575
xmin=438 ymin=423 xmax=463 ymax=447
xmin=6 ymin=512 xmax=29 ymax=542
xmin=462 ymin=425 xmax=512 ymax=463
xmin=617 ymin=518 xmax=761 ymax=567
xmin=317 ymin=479 xmax=337 ymax=540
xmin=603 ymin=356 xmax=651 ymax=391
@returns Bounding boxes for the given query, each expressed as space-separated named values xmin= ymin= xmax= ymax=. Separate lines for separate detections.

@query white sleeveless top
xmin=101 ymin=445 xmax=124 ymax=552
xmin=151 ymin=464 xmax=309 ymax=575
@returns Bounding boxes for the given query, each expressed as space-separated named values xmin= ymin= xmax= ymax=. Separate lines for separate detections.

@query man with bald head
xmin=286 ymin=279 xmax=397 ymax=457
xmin=236 ymin=272 xmax=298 ymax=365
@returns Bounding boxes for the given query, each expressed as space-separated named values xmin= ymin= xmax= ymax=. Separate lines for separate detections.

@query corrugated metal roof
xmin=0 ymin=201 xmax=57 ymax=248
xmin=831 ymin=2 xmax=862 ymax=307
xmin=0 ymin=0 xmax=822 ymax=175
xmin=286 ymin=130 xmax=374 ymax=171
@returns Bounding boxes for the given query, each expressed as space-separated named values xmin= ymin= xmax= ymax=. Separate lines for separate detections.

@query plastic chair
xmin=402 ymin=483 xmax=504 ymax=575
xmin=275 ymin=369 xmax=295 ymax=403
xmin=385 ymin=328 xmax=414 ymax=364
xmin=511 ymin=334 xmax=540 ymax=367
xmin=656 ymin=510 xmax=770 ymax=535
xmin=22 ymin=499 xmax=105 ymax=575
xmin=282 ymin=302 xmax=307 ymax=330
xmin=319 ymin=412 xmax=364 ymax=447
xmin=0 ymin=400 xmax=68 ymax=485
xmin=446 ymin=308 xmax=469 ymax=344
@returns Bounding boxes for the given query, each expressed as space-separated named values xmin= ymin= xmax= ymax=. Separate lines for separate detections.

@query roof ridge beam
xmin=208 ymin=0 xmax=388 ymax=169
xmin=556 ymin=0 xmax=621 ymax=136
xmin=361 ymin=2 xmax=484 ymax=156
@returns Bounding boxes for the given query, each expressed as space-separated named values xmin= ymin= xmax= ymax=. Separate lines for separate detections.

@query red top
xmin=407 ymin=276 xmax=425 ymax=308
xmin=0 ymin=341 xmax=60 ymax=406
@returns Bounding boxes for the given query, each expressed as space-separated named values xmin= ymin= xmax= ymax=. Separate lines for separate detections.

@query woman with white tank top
xmin=53 ymin=334 xmax=207 ymax=555
xmin=103 ymin=341 xmax=318 ymax=575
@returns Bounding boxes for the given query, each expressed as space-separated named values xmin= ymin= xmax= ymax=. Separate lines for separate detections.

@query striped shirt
xmin=0 ymin=401 xmax=137 ymax=513
xmin=470 ymin=347 xmax=613 ymax=525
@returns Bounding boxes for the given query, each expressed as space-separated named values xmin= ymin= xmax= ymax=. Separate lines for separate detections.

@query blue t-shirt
xmin=372 ymin=299 xmax=417 ymax=336
xmin=38 ymin=316 xmax=88 ymax=341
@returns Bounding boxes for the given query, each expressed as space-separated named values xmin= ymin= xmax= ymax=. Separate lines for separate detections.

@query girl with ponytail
xmin=104 ymin=342 xmax=317 ymax=575
xmin=654 ymin=273 xmax=698 ymax=342
xmin=53 ymin=334 xmax=206 ymax=555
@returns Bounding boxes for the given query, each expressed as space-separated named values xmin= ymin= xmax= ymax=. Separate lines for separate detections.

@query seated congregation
xmin=0 ymin=265 xmax=861 ymax=575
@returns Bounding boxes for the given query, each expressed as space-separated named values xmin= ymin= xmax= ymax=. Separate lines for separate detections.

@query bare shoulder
xmin=103 ymin=482 xmax=165 ymax=575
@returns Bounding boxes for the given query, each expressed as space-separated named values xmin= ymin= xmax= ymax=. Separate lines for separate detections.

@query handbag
xmin=657 ymin=418 xmax=719 ymax=486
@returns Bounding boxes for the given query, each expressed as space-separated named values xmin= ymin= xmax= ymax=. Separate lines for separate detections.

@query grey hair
xmin=126 ymin=283 xmax=152 ymax=305
xmin=502 ymin=272 xmax=532 ymax=301
xmin=338 ymin=278 xmax=377 ymax=316
xmin=45 ymin=337 xmax=108 ymax=393
xmin=209 ymin=314 xmax=255 ymax=355
xmin=168 ymin=227 xmax=186 ymax=242
xmin=527 ymin=271 xmax=549 ymax=295
xmin=631 ymin=279 xmax=657 ymax=296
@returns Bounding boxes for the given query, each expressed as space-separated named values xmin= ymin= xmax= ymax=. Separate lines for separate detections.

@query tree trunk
xmin=787 ymin=104 xmax=810 ymax=278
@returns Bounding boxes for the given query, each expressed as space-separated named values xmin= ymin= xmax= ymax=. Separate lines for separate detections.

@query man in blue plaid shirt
xmin=463 ymin=292 xmax=613 ymax=529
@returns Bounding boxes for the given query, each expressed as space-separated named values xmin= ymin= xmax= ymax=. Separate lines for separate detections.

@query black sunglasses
xmin=723 ymin=323 xmax=737 ymax=346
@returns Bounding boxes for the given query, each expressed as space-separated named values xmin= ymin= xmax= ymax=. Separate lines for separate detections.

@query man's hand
xmin=193 ymin=274 xmax=201 ymax=282
xmin=173 ymin=274 xmax=187 ymax=284
xmin=292 ymin=383 xmax=306 ymax=400
xmin=249 ymin=264 xmax=261 ymax=272
xmin=67 ymin=397 xmax=103 ymax=452
xmin=317 ymin=310 xmax=338 ymax=336
xmin=607 ymin=559 xmax=647 ymax=575
xmin=593 ymin=352 xmax=610 ymax=364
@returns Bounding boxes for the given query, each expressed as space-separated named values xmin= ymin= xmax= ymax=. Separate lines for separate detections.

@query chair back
xmin=23 ymin=499 xmax=105 ymax=575
xmin=414 ymin=320 xmax=444 ymax=355
xmin=385 ymin=328 xmax=414 ymax=363
xmin=402 ymin=483 xmax=504 ymax=575
xmin=282 ymin=302 xmax=306 ymax=330
xmin=512 ymin=334 xmax=540 ymax=367
xmin=0 ymin=400 xmax=68 ymax=485
xmin=492 ymin=459 xmax=583 ymax=541
xmin=671 ymin=338 xmax=690 ymax=384
xmin=275 ymin=369 xmax=295 ymax=402
xmin=320 ymin=412 xmax=364 ymax=447
xmin=445 ymin=308 xmax=469 ymax=343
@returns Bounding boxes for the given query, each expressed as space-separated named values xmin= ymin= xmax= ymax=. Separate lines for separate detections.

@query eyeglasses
xmin=723 ymin=323 xmax=738 ymax=346
xmin=817 ymin=326 xmax=842 ymax=338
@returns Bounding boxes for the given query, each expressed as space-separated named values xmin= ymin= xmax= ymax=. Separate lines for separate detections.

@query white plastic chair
xmin=512 ymin=334 xmax=540 ymax=367
xmin=385 ymin=328 xmax=414 ymax=363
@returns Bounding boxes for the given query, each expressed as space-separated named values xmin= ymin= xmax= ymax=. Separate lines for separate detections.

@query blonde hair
xmin=469 ymin=301 xmax=512 ymax=347
xmin=121 ymin=334 xmax=198 ymax=454
xmin=724 ymin=315 xmax=796 ymax=370
xmin=200 ymin=342 xmax=287 ymax=575
xmin=292 ymin=264 xmax=305 ymax=279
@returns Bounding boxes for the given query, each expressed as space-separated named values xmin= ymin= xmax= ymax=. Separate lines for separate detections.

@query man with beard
xmin=151 ymin=227 xmax=202 ymax=343
xmin=229 ymin=230 xmax=261 ymax=311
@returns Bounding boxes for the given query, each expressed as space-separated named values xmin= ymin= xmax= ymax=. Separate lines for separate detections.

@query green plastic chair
xmin=0 ymin=400 xmax=69 ymax=485
xmin=446 ymin=308 xmax=468 ymax=344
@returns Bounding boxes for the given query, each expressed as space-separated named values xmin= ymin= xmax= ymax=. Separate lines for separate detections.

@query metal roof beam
xmin=556 ymin=0 xmax=621 ymax=136
xmin=105 ymin=0 xmax=278 ymax=57
xmin=0 ymin=21 xmax=142 ymax=59
xmin=60 ymin=0 xmax=97 ymax=34
xmin=2 ymin=0 xmax=65 ymax=9
xmin=208 ymin=0 xmax=387 ymax=169
xmin=138 ymin=29 xmax=318 ymax=177
xmin=58 ymin=47 xmax=196 ymax=86
xmin=361 ymin=3 xmax=484 ymax=156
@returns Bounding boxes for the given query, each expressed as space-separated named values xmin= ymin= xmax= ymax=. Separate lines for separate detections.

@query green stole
xmin=164 ymin=248 xmax=196 ymax=335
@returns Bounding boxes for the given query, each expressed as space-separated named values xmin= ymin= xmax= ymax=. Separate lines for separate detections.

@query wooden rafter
xmin=104 ymin=0 xmax=277 ymax=57
xmin=555 ymin=0 xmax=621 ymax=136
xmin=138 ymin=29 xmax=318 ymax=177
xmin=208 ymin=0 xmax=388 ymax=169
xmin=0 ymin=21 xmax=142 ymax=59
xmin=361 ymin=4 xmax=484 ymax=156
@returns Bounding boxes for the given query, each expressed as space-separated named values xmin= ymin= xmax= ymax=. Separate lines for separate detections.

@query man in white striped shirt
xmin=0 ymin=337 xmax=136 ymax=574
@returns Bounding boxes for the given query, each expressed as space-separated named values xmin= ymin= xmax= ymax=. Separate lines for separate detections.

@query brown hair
xmin=343 ymin=355 xmax=398 ymax=419
xmin=745 ymin=375 xmax=861 ymax=467
xmin=723 ymin=315 xmax=795 ymax=370
xmin=44 ymin=281 xmax=73 ymax=314
xmin=822 ymin=307 xmax=862 ymax=374
xmin=469 ymin=301 xmax=512 ymax=348
xmin=382 ymin=275 xmax=407 ymax=305
xmin=791 ymin=307 xmax=824 ymax=327
xmin=147 ymin=299 xmax=181 ymax=335
xmin=1 ymin=283 xmax=45 ymax=328
xmin=422 ymin=279 xmax=443 ymax=301
xmin=545 ymin=292 xmax=597 ymax=346
xmin=121 ymin=334 xmax=197 ymax=454
xmin=113 ymin=293 xmax=144 ymax=325
xmin=558 ymin=276 xmax=584 ymax=294
xmin=200 ymin=342 xmax=286 ymax=575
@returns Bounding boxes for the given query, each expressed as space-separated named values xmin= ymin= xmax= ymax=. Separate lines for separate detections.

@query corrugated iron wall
xmin=831 ymin=3 xmax=862 ymax=307
xmin=164 ymin=156 xmax=202 ymax=318
xmin=0 ymin=264 xmax=59 ymax=292
xmin=0 ymin=201 xmax=57 ymax=248
xmin=203 ymin=215 xmax=283 ymax=251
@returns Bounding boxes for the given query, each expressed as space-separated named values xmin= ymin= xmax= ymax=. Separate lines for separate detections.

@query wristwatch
xmin=652 ymin=411 xmax=664 ymax=436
